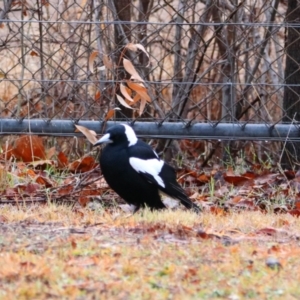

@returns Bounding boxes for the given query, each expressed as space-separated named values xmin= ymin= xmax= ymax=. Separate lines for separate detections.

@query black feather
xmin=95 ymin=124 xmax=201 ymax=213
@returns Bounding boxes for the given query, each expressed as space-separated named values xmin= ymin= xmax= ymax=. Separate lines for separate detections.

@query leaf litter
xmin=1 ymin=133 xmax=300 ymax=297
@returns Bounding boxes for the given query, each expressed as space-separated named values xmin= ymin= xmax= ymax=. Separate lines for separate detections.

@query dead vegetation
xmin=0 ymin=1 xmax=299 ymax=297
xmin=0 ymin=206 xmax=299 ymax=299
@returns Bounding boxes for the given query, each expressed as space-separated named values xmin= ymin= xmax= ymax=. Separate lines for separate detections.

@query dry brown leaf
xmin=57 ymin=151 xmax=68 ymax=168
xmin=123 ymin=58 xmax=144 ymax=82
xmin=35 ymin=174 xmax=54 ymax=187
xmin=127 ymin=81 xmax=151 ymax=102
xmin=116 ymin=94 xmax=133 ymax=109
xmin=57 ymin=185 xmax=73 ymax=196
xmin=125 ymin=43 xmax=149 ymax=58
xmin=78 ymin=196 xmax=90 ymax=207
xmin=105 ymin=108 xmax=120 ymax=121
xmin=94 ymin=90 xmax=101 ymax=102
xmin=68 ymin=156 xmax=97 ymax=173
xmin=88 ymin=51 xmax=99 ymax=73
xmin=30 ymin=50 xmax=39 ymax=57
xmin=132 ymin=93 xmax=141 ymax=104
xmin=46 ymin=146 xmax=56 ymax=159
xmin=120 ymin=84 xmax=134 ymax=102
xmin=139 ymin=98 xmax=147 ymax=116
xmin=223 ymin=174 xmax=252 ymax=186
xmin=29 ymin=160 xmax=55 ymax=170
xmin=9 ymin=136 xmax=46 ymax=162
xmin=75 ymin=125 xmax=98 ymax=144
xmin=103 ymin=54 xmax=113 ymax=70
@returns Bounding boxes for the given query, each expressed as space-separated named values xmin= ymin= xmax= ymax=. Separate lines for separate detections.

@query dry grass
xmin=0 ymin=204 xmax=299 ymax=299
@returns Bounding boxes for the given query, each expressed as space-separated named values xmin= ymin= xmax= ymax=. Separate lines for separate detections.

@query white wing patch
xmin=122 ymin=124 xmax=138 ymax=146
xmin=129 ymin=157 xmax=165 ymax=188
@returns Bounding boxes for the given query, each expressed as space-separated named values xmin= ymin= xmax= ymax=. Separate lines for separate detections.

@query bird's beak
xmin=93 ymin=133 xmax=112 ymax=147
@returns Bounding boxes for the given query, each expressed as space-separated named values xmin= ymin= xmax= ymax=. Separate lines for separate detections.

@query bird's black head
xmin=94 ymin=124 xmax=138 ymax=147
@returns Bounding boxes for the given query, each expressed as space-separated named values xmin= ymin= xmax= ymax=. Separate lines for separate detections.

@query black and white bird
xmin=94 ymin=124 xmax=201 ymax=213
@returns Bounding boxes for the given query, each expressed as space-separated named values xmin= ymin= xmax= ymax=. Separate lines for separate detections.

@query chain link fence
xmin=0 ymin=0 xmax=299 ymax=165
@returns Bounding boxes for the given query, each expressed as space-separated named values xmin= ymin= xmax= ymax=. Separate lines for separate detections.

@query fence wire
xmin=0 ymin=0 xmax=300 ymax=165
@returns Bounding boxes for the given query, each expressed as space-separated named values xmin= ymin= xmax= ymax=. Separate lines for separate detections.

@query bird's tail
xmin=170 ymin=183 xmax=202 ymax=214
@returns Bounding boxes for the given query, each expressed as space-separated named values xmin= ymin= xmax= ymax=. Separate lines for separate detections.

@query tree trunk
xmin=282 ymin=0 xmax=300 ymax=169
xmin=113 ymin=0 xmax=132 ymax=119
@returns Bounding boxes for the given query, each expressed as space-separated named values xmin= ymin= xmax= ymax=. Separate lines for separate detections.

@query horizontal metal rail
xmin=0 ymin=119 xmax=299 ymax=141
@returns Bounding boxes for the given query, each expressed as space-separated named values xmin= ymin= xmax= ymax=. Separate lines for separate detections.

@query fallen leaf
xmin=223 ymin=174 xmax=251 ymax=186
xmin=68 ymin=156 xmax=97 ymax=173
xmin=256 ymin=227 xmax=278 ymax=236
xmin=78 ymin=196 xmax=90 ymax=207
xmin=29 ymin=160 xmax=55 ymax=170
xmin=9 ymin=136 xmax=46 ymax=162
xmin=57 ymin=152 xmax=68 ymax=168
xmin=57 ymin=185 xmax=73 ymax=196
xmin=46 ymin=147 xmax=56 ymax=159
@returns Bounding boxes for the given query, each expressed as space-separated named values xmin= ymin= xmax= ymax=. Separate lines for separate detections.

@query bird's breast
xmin=100 ymin=146 xmax=130 ymax=176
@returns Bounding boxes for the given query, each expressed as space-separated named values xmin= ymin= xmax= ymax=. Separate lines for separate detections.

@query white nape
xmin=129 ymin=157 xmax=165 ymax=188
xmin=122 ymin=124 xmax=138 ymax=146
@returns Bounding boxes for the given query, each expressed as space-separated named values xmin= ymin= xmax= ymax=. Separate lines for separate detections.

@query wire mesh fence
xmin=0 ymin=0 xmax=299 ymax=166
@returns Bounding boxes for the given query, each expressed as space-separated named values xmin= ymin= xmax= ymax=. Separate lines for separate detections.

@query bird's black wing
xmin=128 ymin=140 xmax=166 ymax=188
xmin=128 ymin=141 xmax=201 ymax=213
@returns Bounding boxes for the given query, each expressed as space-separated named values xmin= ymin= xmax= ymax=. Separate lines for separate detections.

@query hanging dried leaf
xmin=75 ymin=125 xmax=98 ymax=144
xmin=125 ymin=43 xmax=149 ymax=58
xmin=116 ymin=94 xmax=133 ymax=109
xmin=123 ymin=58 xmax=144 ymax=82
xmin=30 ymin=51 xmax=39 ymax=57
xmin=105 ymin=108 xmax=120 ymax=121
xmin=132 ymin=93 xmax=141 ymax=104
xmin=120 ymin=84 xmax=134 ymax=102
xmin=94 ymin=90 xmax=101 ymax=102
xmin=139 ymin=98 xmax=147 ymax=116
xmin=103 ymin=55 xmax=113 ymax=70
xmin=88 ymin=51 xmax=99 ymax=73
xmin=127 ymin=81 xmax=151 ymax=102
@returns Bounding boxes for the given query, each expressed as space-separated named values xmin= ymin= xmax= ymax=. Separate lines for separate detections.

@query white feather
xmin=129 ymin=157 xmax=165 ymax=188
xmin=122 ymin=124 xmax=138 ymax=146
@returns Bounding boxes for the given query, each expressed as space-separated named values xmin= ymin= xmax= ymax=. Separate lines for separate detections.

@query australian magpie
xmin=94 ymin=124 xmax=201 ymax=213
